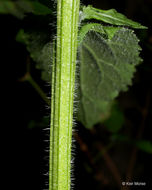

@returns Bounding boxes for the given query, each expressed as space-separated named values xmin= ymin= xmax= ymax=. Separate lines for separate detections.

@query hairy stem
xmin=49 ymin=1 xmax=80 ymax=190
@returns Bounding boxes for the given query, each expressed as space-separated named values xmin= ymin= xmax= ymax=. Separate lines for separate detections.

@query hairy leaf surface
xmin=78 ymin=23 xmax=121 ymax=45
xmin=78 ymin=28 xmax=142 ymax=128
xmin=81 ymin=5 xmax=147 ymax=29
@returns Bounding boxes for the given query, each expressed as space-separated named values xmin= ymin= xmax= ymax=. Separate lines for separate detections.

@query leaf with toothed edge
xmin=77 ymin=28 xmax=142 ymax=128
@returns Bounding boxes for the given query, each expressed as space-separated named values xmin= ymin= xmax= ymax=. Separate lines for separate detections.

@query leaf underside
xmin=77 ymin=28 xmax=141 ymax=128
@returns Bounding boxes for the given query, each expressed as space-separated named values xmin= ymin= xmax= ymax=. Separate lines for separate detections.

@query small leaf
xmin=81 ymin=5 xmax=147 ymax=29
xmin=78 ymin=23 xmax=121 ymax=45
xmin=103 ymin=26 xmax=121 ymax=39
xmin=135 ymin=140 xmax=152 ymax=154
xmin=16 ymin=29 xmax=26 ymax=43
xmin=77 ymin=28 xmax=142 ymax=128
xmin=78 ymin=23 xmax=106 ymax=45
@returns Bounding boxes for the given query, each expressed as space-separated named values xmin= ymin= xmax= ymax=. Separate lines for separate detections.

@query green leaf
xmin=104 ymin=103 xmax=124 ymax=133
xmin=77 ymin=28 xmax=141 ymax=128
xmin=0 ymin=0 xmax=52 ymax=19
xmin=0 ymin=1 xmax=25 ymax=19
xmin=78 ymin=23 xmax=107 ymax=45
xmin=135 ymin=140 xmax=152 ymax=154
xmin=29 ymin=1 xmax=52 ymax=15
xmin=78 ymin=23 xmax=121 ymax=45
xmin=103 ymin=26 xmax=122 ymax=39
xmin=81 ymin=5 xmax=147 ymax=29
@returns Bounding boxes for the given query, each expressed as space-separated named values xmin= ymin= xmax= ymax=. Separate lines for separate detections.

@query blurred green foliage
xmin=0 ymin=0 xmax=52 ymax=19
xmin=104 ymin=103 xmax=124 ymax=133
xmin=135 ymin=140 xmax=152 ymax=154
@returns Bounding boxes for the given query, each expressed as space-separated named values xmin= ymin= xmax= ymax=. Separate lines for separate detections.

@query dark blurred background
xmin=1 ymin=0 xmax=152 ymax=190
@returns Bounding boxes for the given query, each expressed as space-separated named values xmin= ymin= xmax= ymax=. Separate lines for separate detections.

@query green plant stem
xmin=49 ymin=1 xmax=80 ymax=190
